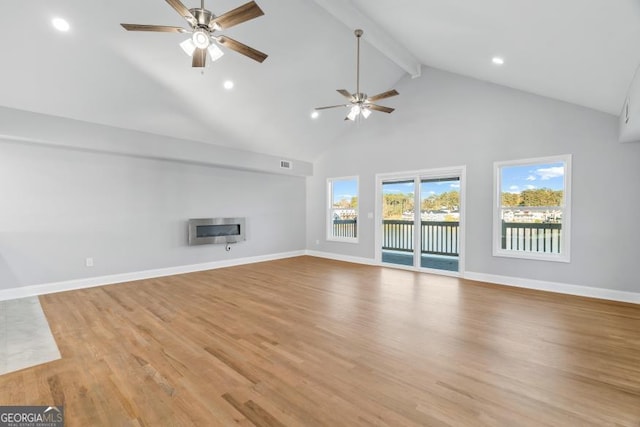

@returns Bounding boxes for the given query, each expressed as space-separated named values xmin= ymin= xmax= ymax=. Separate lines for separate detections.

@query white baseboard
xmin=0 ymin=250 xmax=305 ymax=302
xmin=463 ymin=271 xmax=640 ymax=304
xmin=304 ymin=250 xmax=377 ymax=266
xmin=304 ymin=251 xmax=640 ymax=305
xmin=3 ymin=250 xmax=637 ymax=305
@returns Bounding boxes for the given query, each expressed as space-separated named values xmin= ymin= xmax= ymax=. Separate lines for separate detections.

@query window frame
xmin=326 ymin=176 xmax=359 ymax=244
xmin=492 ymin=155 xmax=572 ymax=263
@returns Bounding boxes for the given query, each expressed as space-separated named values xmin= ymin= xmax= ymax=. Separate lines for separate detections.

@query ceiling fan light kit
xmin=121 ymin=0 xmax=268 ymax=68
xmin=179 ymin=38 xmax=197 ymax=56
xmin=315 ymin=29 xmax=399 ymax=122
xmin=179 ymin=38 xmax=224 ymax=61
xmin=207 ymin=43 xmax=224 ymax=61
xmin=191 ymin=28 xmax=211 ymax=49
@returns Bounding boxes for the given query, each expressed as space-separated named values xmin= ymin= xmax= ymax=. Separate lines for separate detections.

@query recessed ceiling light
xmin=492 ymin=56 xmax=505 ymax=66
xmin=52 ymin=17 xmax=70 ymax=32
xmin=311 ymin=111 xmax=319 ymax=119
xmin=223 ymin=80 xmax=234 ymax=90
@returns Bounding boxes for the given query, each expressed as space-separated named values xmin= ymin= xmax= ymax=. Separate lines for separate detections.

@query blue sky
xmin=333 ymin=179 xmax=358 ymax=204
xmin=382 ymin=181 xmax=413 ymax=197
xmin=501 ymin=162 xmax=564 ymax=193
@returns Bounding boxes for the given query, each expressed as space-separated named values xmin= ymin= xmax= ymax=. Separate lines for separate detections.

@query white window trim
xmin=327 ymin=176 xmax=359 ymax=244
xmin=493 ymin=154 xmax=572 ymax=263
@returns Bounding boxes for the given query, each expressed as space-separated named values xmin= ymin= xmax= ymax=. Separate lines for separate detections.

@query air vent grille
xmin=280 ymin=160 xmax=293 ymax=169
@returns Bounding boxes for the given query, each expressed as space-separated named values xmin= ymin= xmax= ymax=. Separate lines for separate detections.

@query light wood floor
xmin=1 ymin=256 xmax=639 ymax=426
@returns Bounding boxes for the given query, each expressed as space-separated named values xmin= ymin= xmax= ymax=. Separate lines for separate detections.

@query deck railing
xmin=334 ymin=219 xmax=561 ymax=256
xmin=501 ymin=221 xmax=562 ymax=253
xmin=421 ymin=221 xmax=460 ymax=256
xmin=382 ymin=220 xmax=460 ymax=256
xmin=332 ymin=219 xmax=357 ymax=238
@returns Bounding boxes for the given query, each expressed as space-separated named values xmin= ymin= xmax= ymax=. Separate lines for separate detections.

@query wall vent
xmin=280 ymin=160 xmax=293 ymax=169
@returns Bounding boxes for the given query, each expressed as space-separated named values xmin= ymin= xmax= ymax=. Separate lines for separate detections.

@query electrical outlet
xmin=85 ymin=257 xmax=94 ymax=267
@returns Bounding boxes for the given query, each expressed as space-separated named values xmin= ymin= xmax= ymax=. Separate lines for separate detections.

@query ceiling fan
xmin=121 ymin=0 xmax=267 ymax=68
xmin=315 ymin=29 xmax=398 ymax=121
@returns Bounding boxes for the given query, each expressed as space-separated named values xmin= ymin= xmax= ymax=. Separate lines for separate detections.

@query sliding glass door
xmin=377 ymin=167 xmax=465 ymax=275
xmin=419 ymin=178 xmax=460 ymax=272
xmin=381 ymin=180 xmax=415 ymax=266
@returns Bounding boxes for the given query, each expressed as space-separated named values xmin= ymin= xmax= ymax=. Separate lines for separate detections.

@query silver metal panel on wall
xmin=188 ymin=217 xmax=246 ymax=246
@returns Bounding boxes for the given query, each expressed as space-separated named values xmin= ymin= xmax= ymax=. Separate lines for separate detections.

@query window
xmin=493 ymin=155 xmax=571 ymax=262
xmin=327 ymin=176 xmax=358 ymax=242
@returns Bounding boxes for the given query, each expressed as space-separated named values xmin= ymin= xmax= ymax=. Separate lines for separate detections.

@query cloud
xmin=429 ymin=191 xmax=436 ymax=195
xmin=525 ymin=185 xmax=537 ymax=190
xmin=526 ymin=175 xmax=536 ymax=181
xmin=509 ymin=185 xmax=519 ymax=191
xmin=536 ymin=166 xmax=564 ymax=180
xmin=450 ymin=183 xmax=460 ymax=188
xmin=336 ymin=194 xmax=353 ymax=199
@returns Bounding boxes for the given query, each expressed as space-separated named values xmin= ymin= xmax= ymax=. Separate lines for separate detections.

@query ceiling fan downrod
xmin=355 ymin=29 xmax=363 ymax=101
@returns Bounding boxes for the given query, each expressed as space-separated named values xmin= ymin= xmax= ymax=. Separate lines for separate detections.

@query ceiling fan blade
xmin=165 ymin=0 xmax=198 ymax=27
xmin=192 ymin=48 xmax=207 ymax=67
xmin=216 ymin=36 xmax=268 ymax=63
xmin=337 ymin=89 xmax=353 ymax=100
xmin=368 ymin=89 xmax=399 ymax=102
xmin=368 ymin=104 xmax=395 ymax=114
xmin=211 ymin=1 xmax=264 ymax=30
xmin=315 ymin=104 xmax=349 ymax=110
xmin=120 ymin=24 xmax=187 ymax=33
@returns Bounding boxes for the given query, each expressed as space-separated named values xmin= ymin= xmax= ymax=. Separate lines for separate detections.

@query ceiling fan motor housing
xmin=354 ymin=93 xmax=367 ymax=103
xmin=190 ymin=8 xmax=214 ymax=28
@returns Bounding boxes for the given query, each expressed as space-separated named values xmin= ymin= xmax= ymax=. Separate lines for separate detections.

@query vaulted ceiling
xmin=1 ymin=0 xmax=639 ymax=162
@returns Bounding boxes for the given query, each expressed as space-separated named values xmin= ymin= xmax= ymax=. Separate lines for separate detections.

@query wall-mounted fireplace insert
xmin=188 ymin=217 xmax=246 ymax=246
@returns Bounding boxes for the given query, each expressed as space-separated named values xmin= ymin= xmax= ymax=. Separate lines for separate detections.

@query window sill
xmin=327 ymin=238 xmax=359 ymax=244
xmin=493 ymin=249 xmax=570 ymax=263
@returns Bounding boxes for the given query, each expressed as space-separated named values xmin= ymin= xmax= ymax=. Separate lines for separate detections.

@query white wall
xmin=307 ymin=68 xmax=640 ymax=293
xmin=0 ymin=139 xmax=306 ymax=290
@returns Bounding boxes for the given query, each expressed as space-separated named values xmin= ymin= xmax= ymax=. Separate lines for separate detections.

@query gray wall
xmin=307 ymin=68 xmax=640 ymax=293
xmin=0 ymin=140 xmax=306 ymax=289
xmin=0 ymin=106 xmax=313 ymax=177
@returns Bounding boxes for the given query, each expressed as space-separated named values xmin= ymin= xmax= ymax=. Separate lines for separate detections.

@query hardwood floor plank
xmin=1 ymin=256 xmax=639 ymax=426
